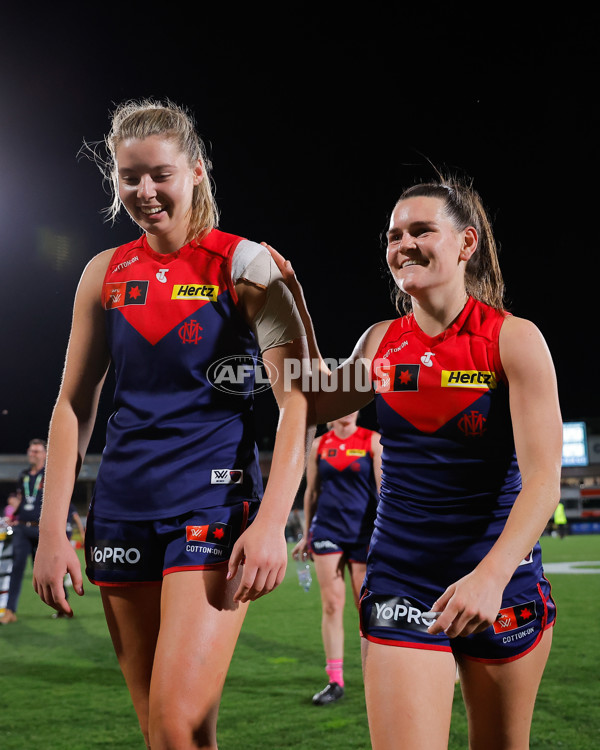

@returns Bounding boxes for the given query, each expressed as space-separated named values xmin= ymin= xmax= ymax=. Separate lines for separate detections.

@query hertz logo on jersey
xmin=346 ymin=449 xmax=367 ymax=457
xmin=441 ymin=370 xmax=497 ymax=389
xmin=171 ymin=284 xmax=219 ymax=301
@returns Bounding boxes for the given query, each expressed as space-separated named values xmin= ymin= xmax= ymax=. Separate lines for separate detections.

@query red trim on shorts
xmin=362 ymin=633 xmax=453 ymax=652
xmin=542 ymin=574 xmax=556 ymax=627
xmin=163 ymin=561 xmax=229 ymax=576
xmin=241 ymin=500 xmax=250 ymax=532
xmin=88 ymin=578 xmax=162 ymax=587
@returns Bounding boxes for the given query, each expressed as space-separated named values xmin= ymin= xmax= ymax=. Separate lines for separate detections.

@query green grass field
xmin=1 ymin=535 xmax=598 ymax=749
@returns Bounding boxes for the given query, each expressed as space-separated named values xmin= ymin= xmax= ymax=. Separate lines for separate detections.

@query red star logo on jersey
xmin=128 ymin=285 xmax=142 ymax=300
xmin=399 ymin=370 xmax=412 ymax=384
xmin=212 ymin=527 xmax=225 ymax=540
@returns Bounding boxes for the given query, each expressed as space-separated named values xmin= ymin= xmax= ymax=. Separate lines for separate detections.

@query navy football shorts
xmin=359 ymin=575 xmax=556 ymax=663
xmin=310 ymin=536 xmax=369 ymax=564
xmin=85 ymin=500 xmax=260 ymax=586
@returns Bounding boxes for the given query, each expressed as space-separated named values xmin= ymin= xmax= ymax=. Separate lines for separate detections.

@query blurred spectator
xmin=0 ymin=439 xmax=47 ymax=625
xmin=3 ymin=492 xmax=20 ymax=522
xmin=552 ymin=501 xmax=568 ymax=539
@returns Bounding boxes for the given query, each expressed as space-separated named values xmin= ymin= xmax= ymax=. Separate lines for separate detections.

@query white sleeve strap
xmin=232 ymin=241 xmax=305 ymax=352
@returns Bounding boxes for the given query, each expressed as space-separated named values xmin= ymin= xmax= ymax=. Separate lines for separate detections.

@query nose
xmin=137 ymin=175 xmax=157 ymax=200
xmin=399 ymin=233 xmax=417 ymax=252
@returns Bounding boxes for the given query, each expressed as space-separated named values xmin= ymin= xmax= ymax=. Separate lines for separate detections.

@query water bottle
xmin=296 ymin=559 xmax=312 ymax=592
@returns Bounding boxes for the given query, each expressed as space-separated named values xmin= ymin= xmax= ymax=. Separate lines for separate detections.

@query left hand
xmin=227 ymin=518 xmax=288 ymax=603
xmin=291 ymin=536 xmax=311 ymax=561
xmin=426 ymin=568 xmax=503 ymax=638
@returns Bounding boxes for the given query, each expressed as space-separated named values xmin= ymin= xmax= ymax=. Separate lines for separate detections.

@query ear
xmin=192 ymin=160 xmax=204 ymax=185
xmin=459 ymin=226 xmax=478 ymax=262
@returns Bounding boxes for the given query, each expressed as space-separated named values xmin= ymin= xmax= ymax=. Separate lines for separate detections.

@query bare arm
xmin=371 ymin=432 xmax=383 ymax=495
xmin=429 ymin=316 xmax=562 ymax=637
xmin=228 ymin=283 xmax=315 ymax=602
xmin=33 ymin=250 xmax=113 ymax=614
xmin=262 ymin=242 xmax=391 ymax=423
xmin=291 ymin=438 xmax=321 ymax=561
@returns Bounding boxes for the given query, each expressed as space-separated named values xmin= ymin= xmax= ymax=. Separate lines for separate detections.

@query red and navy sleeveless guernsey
xmin=93 ymin=229 xmax=263 ymax=521
xmin=367 ymin=297 xmax=541 ymax=599
xmin=310 ymin=427 xmax=378 ymax=546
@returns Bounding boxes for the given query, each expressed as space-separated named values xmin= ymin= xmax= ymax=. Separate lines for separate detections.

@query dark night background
xmin=0 ymin=9 xmax=598 ymax=456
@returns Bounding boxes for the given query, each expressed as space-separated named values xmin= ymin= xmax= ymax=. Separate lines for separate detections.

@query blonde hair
xmin=390 ymin=176 xmax=505 ymax=315
xmin=86 ymin=99 xmax=218 ymax=242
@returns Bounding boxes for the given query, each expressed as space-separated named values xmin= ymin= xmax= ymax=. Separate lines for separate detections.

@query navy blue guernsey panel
xmin=368 ymin=297 xmax=543 ymax=593
xmin=311 ymin=427 xmax=378 ymax=545
xmin=93 ymin=229 xmax=263 ymax=521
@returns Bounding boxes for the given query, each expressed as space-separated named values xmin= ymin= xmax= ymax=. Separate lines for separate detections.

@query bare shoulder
xmin=371 ymin=430 xmax=382 ymax=449
xmin=355 ymin=319 xmax=395 ymax=362
xmin=83 ymin=247 xmax=118 ymax=279
xmin=499 ymin=315 xmax=554 ymax=377
xmin=75 ymin=248 xmax=118 ymax=299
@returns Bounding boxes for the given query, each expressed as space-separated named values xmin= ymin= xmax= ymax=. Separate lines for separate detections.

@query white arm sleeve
xmin=232 ymin=240 xmax=305 ymax=352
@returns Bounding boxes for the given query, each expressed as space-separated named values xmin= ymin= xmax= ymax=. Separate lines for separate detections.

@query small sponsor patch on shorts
xmin=210 ymin=469 xmax=243 ymax=485
xmin=492 ymin=601 xmax=537 ymax=634
xmin=312 ymin=539 xmax=340 ymax=551
xmin=185 ymin=523 xmax=231 ymax=547
xmin=368 ymin=595 xmax=439 ymax=632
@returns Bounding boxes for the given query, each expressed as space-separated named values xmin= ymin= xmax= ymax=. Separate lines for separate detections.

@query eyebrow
xmin=118 ymin=164 xmax=176 ymax=173
xmin=386 ymin=220 xmax=436 ymax=238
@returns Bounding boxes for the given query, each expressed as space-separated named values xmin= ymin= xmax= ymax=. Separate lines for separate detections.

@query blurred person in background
xmin=0 ymin=439 xmax=47 ymax=625
xmin=293 ymin=411 xmax=381 ymax=705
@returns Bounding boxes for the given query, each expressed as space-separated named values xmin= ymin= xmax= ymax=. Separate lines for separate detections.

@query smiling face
xmin=386 ymin=196 xmax=477 ymax=300
xmin=116 ymin=134 xmax=203 ymax=252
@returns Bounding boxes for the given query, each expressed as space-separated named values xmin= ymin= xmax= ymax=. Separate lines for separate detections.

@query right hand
xmin=33 ymin=533 xmax=84 ymax=616
xmin=227 ymin=516 xmax=289 ymax=603
xmin=291 ymin=536 xmax=311 ymax=561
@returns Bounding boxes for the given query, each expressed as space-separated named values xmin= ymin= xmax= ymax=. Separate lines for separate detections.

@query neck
xmin=145 ymin=229 xmax=189 ymax=255
xmin=333 ymin=423 xmax=357 ymax=439
xmin=412 ymin=287 xmax=469 ymax=337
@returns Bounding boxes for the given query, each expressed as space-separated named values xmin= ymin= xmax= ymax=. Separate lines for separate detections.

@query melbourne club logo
xmin=178 ymin=320 xmax=203 ymax=344
xmin=457 ymin=410 xmax=487 ymax=437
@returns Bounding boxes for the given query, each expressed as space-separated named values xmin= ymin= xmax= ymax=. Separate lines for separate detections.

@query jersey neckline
xmin=410 ymin=295 xmax=475 ymax=348
xmin=140 ymin=231 xmax=211 ymax=263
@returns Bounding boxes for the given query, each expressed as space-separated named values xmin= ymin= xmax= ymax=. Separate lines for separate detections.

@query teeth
xmin=402 ymin=260 xmax=420 ymax=268
xmin=141 ymin=206 xmax=163 ymax=215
